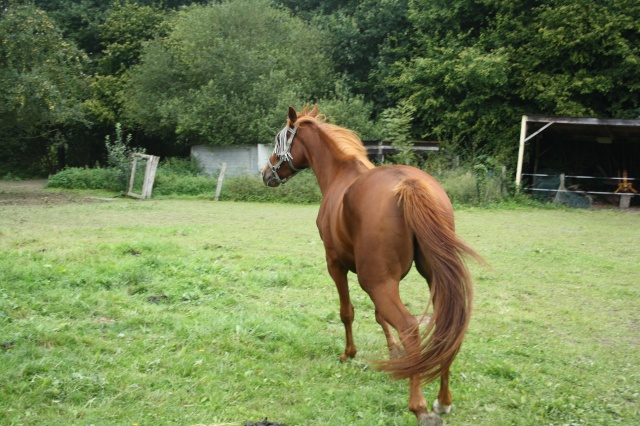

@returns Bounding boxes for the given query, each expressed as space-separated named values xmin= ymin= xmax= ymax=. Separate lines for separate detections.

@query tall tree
xmin=122 ymin=0 xmax=335 ymax=146
xmin=34 ymin=0 xmax=111 ymax=57
xmin=87 ymin=1 xmax=170 ymax=124
xmin=277 ymin=0 xmax=411 ymax=111
xmin=0 ymin=4 xmax=90 ymax=175
xmin=388 ymin=0 xmax=640 ymax=161
xmin=33 ymin=0 xmax=207 ymax=58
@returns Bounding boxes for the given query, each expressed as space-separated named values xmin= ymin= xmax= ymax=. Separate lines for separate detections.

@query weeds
xmin=47 ymin=156 xmax=510 ymax=205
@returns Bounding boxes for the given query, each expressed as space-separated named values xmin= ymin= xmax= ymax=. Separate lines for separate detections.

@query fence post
xmin=215 ymin=162 xmax=227 ymax=201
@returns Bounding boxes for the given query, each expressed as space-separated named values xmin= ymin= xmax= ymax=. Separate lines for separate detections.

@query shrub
xmin=46 ymin=156 xmax=509 ymax=206
xmin=157 ymin=157 xmax=202 ymax=176
xmin=151 ymin=158 xmax=216 ymax=196
xmin=434 ymin=167 xmax=508 ymax=205
xmin=220 ymin=170 xmax=322 ymax=204
xmin=153 ymin=173 xmax=218 ymax=196
xmin=47 ymin=167 xmax=123 ymax=191
xmin=105 ymin=123 xmax=144 ymax=190
xmin=437 ymin=169 xmax=479 ymax=205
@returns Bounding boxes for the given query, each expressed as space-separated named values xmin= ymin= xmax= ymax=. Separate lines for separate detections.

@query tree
xmin=86 ymin=1 xmax=170 ymax=124
xmin=316 ymin=79 xmax=382 ymax=140
xmin=386 ymin=0 xmax=640 ymax=163
xmin=380 ymin=102 xmax=416 ymax=165
xmin=33 ymin=0 xmax=112 ymax=58
xmin=0 ymin=4 xmax=90 ymax=175
xmin=513 ymin=0 xmax=640 ymax=118
xmin=278 ymin=0 xmax=411 ymax=111
xmin=122 ymin=0 xmax=335 ymax=146
xmin=32 ymin=1 xmax=207 ymax=58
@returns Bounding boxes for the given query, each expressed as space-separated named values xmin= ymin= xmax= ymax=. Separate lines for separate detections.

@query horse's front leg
xmin=327 ymin=261 xmax=357 ymax=362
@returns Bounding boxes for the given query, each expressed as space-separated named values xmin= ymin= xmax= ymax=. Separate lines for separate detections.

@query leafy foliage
xmin=3 ymin=0 xmax=640 ymax=176
xmin=380 ymin=102 xmax=416 ymax=165
xmin=47 ymin=167 xmax=123 ymax=191
xmin=0 ymin=4 xmax=90 ymax=174
xmin=86 ymin=1 xmax=169 ymax=124
xmin=105 ymin=122 xmax=145 ymax=189
xmin=314 ymin=80 xmax=382 ymax=140
xmin=122 ymin=0 xmax=334 ymax=145
xmin=390 ymin=0 xmax=640 ymax=161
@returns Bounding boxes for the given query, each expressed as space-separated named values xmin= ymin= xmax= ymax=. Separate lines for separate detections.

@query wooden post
xmin=128 ymin=155 xmax=138 ymax=195
xmin=619 ymin=195 xmax=631 ymax=209
xmin=515 ymin=115 xmax=527 ymax=189
xmin=142 ymin=155 xmax=159 ymax=199
xmin=215 ymin=162 xmax=227 ymax=201
xmin=553 ymin=173 xmax=566 ymax=204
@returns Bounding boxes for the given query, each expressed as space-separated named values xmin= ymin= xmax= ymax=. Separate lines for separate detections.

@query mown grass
xmin=0 ymin=193 xmax=638 ymax=425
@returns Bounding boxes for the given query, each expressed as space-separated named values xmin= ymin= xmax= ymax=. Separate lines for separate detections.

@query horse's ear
xmin=288 ymin=106 xmax=298 ymax=126
xmin=309 ymin=104 xmax=319 ymax=118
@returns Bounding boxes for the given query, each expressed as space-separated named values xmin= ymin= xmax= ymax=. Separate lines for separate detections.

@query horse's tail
xmin=380 ymin=177 xmax=482 ymax=383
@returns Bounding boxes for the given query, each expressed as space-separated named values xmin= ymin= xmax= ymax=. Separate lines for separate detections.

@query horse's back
xmin=345 ymin=165 xmax=452 ymax=219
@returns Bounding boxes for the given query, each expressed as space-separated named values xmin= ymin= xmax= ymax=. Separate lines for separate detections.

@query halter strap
xmin=274 ymin=125 xmax=297 ymax=160
xmin=268 ymin=125 xmax=300 ymax=184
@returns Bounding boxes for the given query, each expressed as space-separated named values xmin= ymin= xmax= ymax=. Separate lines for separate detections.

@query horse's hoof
xmin=433 ymin=399 xmax=452 ymax=415
xmin=339 ymin=351 xmax=356 ymax=363
xmin=417 ymin=412 xmax=443 ymax=426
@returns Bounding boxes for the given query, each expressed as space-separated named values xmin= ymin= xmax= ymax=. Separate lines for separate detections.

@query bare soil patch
xmin=0 ymin=180 xmax=107 ymax=206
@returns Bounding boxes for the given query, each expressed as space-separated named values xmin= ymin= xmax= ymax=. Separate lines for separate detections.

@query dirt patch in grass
xmin=0 ymin=180 xmax=114 ymax=206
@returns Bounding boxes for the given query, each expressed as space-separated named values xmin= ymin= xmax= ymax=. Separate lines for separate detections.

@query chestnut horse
xmin=262 ymin=105 xmax=480 ymax=426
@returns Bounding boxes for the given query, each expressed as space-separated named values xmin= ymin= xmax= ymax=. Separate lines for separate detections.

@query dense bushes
xmin=220 ymin=171 xmax=322 ymax=204
xmin=47 ymin=167 xmax=123 ymax=191
xmin=46 ymin=157 xmax=324 ymax=203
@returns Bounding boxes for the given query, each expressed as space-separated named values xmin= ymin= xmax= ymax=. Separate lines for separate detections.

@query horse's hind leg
xmin=366 ymin=286 xmax=441 ymax=425
xmin=327 ymin=262 xmax=357 ymax=362
xmin=375 ymin=309 xmax=403 ymax=359
xmin=415 ymin=257 xmax=453 ymax=417
xmin=433 ymin=368 xmax=453 ymax=415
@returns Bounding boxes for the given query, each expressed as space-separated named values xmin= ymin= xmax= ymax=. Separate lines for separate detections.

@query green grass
xmin=0 ymin=194 xmax=638 ymax=425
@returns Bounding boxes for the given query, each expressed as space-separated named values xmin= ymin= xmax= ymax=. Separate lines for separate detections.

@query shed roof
xmin=525 ymin=115 xmax=640 ymax=145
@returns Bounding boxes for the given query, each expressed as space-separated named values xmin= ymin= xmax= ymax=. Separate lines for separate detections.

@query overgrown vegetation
xmin=47 ymin=156 xmax=509 ymax=206
xmin=0 ymin=192 xmax=638 ymax=425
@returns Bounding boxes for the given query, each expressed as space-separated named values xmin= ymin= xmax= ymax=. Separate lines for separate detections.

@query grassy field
xmin=0 ymin=183 xmax=639 ymax=425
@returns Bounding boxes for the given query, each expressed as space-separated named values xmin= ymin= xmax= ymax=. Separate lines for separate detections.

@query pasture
xmin=0 ymin=183 xmax=638 ymax=425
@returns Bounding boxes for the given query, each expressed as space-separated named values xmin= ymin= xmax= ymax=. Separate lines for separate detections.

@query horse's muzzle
xmin=262 ymin=168 xmax=281 ymax=187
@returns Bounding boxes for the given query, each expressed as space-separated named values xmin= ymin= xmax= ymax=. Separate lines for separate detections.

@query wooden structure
xmin=515 ymin=115 xmax=640 ymax=207
xmin=362 ymin=140 xmax=440 ymax=163
xmin=127 ymin=153 xmax=160 ymax=199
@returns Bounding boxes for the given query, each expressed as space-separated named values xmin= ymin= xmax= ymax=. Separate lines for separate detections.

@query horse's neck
xmin=303 ymin=128 xmax=368 ymax=196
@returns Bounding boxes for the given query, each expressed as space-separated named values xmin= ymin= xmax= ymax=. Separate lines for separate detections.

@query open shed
xmin=515 ymin=115 xmax=640 ymax=206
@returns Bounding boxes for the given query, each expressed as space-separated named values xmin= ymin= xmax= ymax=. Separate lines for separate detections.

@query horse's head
xmin=262 ymin=105 xmax=318 ymax=187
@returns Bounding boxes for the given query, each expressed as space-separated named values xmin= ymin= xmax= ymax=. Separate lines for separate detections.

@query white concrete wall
xmin=191 ymin=144 xmax=273 ymax=177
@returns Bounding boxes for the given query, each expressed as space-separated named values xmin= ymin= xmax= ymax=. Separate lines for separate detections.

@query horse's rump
xmin=376 ymin=176 xmax=480 ymax=384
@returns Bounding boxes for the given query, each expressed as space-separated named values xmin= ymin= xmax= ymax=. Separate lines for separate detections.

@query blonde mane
xmin=296 ymin=112 xmax=375 ymax=170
